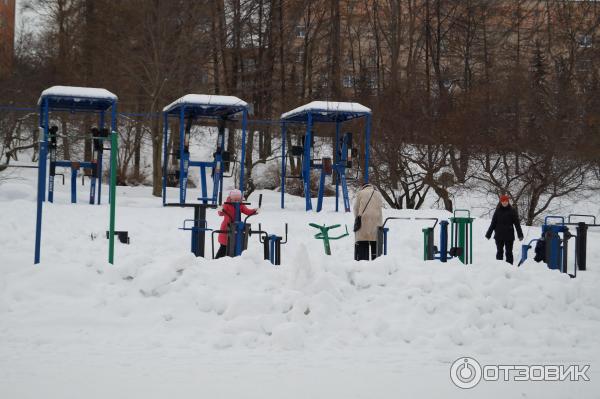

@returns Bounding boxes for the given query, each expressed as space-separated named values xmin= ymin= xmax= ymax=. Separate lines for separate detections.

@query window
xmin=578 ymin=34 xmax=592 ymax=48
xmin=296 ymin=49 xmax=304 ymax=63
xmin=296 ymin=25 xmax=306 ymax=39
xmin=367 ymin=76 xmax=377 ymax=89
xmin=243 ymin=58 xmax=256 ymax=71
xmin=343 ymin=75 xmax=354 ymax=88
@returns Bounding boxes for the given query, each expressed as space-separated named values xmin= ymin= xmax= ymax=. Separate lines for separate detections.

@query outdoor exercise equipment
xmin=518 ymin=214 xmax=600 ymax=277
xmin=210 ymin=194 xmax=263 ymax=258
xmin=309 ymin=223 xmax=349 ymax=255
xmin=162 ymin=94 xmax=248 ymax=206
xmin=280 ymin=101 xmax=371 ymax=212
xmin=420 ymin=209 xmax=474 ymax=264
xmin=35 ymin=86 xmax=119 ymax=264
xmin=209 ymin=194 xmax=289 ymax=264
xmin=256 ymin=223 xmax=289 ymax=265
xmin=105 ymin=230 xmax=130 ymax=244
xmin=47 ymin=125 xmax=110 ymax=204
xmin=168 ymin=192 xmax=287 ymax=264
xmin=166 ymin=202 xmax=217 ymax=258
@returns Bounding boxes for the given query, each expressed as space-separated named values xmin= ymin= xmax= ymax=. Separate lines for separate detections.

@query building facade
xmin=0 ymin=0 xmax=16 ymax=78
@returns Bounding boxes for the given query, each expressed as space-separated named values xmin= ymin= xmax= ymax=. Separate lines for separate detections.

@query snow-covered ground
xmin=1 ymin=164 xmax=600 ymax=398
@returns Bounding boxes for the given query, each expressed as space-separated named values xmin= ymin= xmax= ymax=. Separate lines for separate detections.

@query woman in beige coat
xmin=353 ymin=183 xmax=383 ymax=261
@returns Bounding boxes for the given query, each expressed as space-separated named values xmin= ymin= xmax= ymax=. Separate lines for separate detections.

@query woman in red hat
xmin=485 ymin=194 xmax=524 ymax=264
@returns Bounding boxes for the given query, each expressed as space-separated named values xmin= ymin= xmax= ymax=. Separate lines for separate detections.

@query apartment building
xmin=0 ymin=0 xmax=15 ymax=78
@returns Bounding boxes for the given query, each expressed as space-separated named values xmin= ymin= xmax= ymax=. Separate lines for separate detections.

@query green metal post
xmin=458 ymin=221 xmax=466 ymax=263
xmin=309 ymin=223 xmax=348 ymax=255
xmin=449 ymin=210 xmax=474 ymax=265
xmin=422 ymin=228 xmax=427 ymax=260
xmin=323 ymin=236 xmax=332 ymax=255
xmin=108 ymin=130 xmax=118 ymax=264
xmin=450 ymin=220 xmax=454 ymax=255
xmin=470 ymin=221 xmax=473 ymax=264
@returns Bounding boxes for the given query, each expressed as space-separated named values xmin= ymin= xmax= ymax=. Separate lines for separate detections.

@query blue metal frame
xmin=34 ymin=89 xmax=118 ymax=264
xmin=280 ymin=104 xmax=372 ymax=212
xmin=542 ymin=216 xmax=568 ymax=271
xmin=519 ymin=215 xmax=574 ymax=273
xmin=161 ymin=99 xmax=249 ymax=206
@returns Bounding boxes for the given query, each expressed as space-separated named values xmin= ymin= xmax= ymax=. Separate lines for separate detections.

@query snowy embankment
xmin=1 ymin=167 xmax=600 ymax=398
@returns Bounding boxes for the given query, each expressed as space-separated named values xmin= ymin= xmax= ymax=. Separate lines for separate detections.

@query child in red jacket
xmin=215 ymin=189 xmax=258 ymax=258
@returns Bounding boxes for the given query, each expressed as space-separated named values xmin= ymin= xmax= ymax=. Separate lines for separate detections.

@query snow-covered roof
xmin=281 ymin=101 xmax=371 ymax=122
xmin=38 ymin=85 xmax=118 ymax=111
xmin=162 ymin=94 xmax=248 ymax=117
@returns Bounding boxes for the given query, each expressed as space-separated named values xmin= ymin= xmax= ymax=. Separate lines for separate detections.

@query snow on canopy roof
xmin=281 ymin=101 xmax=371 ymax=123
xmin=163 ymin=94 xmax=248 ymax=117
xmin=38 ymin=86 xmax=118 ymax=111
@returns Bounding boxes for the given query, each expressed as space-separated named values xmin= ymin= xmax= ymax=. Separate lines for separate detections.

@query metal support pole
xmin=470 ymin=219 xmax=473 ymax=264
xmin=162 ymin=112 xmax=169 ymax=206
xmin=316 ymin=167 xmax=326 ymax=212
xmin=34 ymin=114 xmax=48 ymax=264
xmin=234 ymin=203 xmax=243 ymax=256
xmin=365 ymin=113 xmax=371 ymax=184
xmin=108 ymin=129 xmax=118 ymax=264
xmin=576 ymin=222 xmax=588 ymax=271
xmin=192 ymin=205 xmax=207 ymax=257
xmin=280 ymin=122 xmax=286 ymax=209
xmin=41 ymin=102 xmax=48 ymax=203
xmin=70 ymin=165 xmax=77 ymax=203
xmin=178 ymin=106 xmax=186 ymax=204
xmin=108 ymin=104 xmax=117 ymax=205
xmin=335 ymin=120 xmax=340 ymax=212
xmin=304 ymin=112 xmax=313 ymax=211
xmin=240 ymin=109 xmax=248 ymax=195
xmin=269 ymin=237 xmax=276 ymax=264
xmin=562 ymin=229 xmax=569 ymax=274
xmin=440 ymin=220 xmax=449 ymax=262
xmin=200 ymin=166 xmax=208 ymax=204
xmin=423 ymin=227 xmax=435 ymax=260
xmin=96 ymin=110 xmax=105 ymax=205
xmin=219 ymin=124 xmax=225 ymax=205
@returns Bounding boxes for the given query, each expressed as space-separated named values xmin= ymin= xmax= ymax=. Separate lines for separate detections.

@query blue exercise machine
xmin=168 ymin=193 xmax=288 ymax=265
xmin=209 ymin=194 xmax=288 ymax=265
xmin=280 ymin=101 xmax=372 ymax=212
xmin=162 ymin=94 xmax=248 ymax=206
xmin=518 ymin=214 xmax=600 ymax=277
xmin=47 ymin=125 xmax=109 ymax=204
xmin=35 ymin=85 xmax=118 ymax=264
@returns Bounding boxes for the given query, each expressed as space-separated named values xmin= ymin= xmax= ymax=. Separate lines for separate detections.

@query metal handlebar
xmin=544 ymin=216 xmax=565 ymax=226
xmin=180 ymin=219 xmax=212 ymax=232
xmin=414 ymin=217 xmax=439 ymax=229
xmin=453 ymin=209 xmax=471 ymax=219
xmin=243 ymin=194 xmax=263 ymax=224
xmin=382 ymin=217 xmax=411 ymax=228
xmin=567 ymin=214 xmax=597 ymax=225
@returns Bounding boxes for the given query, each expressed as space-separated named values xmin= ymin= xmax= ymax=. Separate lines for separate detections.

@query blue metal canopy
xmin=163 ymin=94 xmax=248 ymax=118
xmin=281 ymin=101 xmax=371 ymax=123
xmin=38 ymin=86 xmax=118 ymax=112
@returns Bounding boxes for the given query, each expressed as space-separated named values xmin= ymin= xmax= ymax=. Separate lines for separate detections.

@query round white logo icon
xmin=450 ymin=357 xmax=482 ymax=389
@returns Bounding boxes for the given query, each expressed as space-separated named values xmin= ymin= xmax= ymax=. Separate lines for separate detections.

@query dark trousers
xmin=495 ymin=239 xmax=514 ymax=264
xmin=355 ymin=241 xmax=377 ymax=261
xmin=215 ymin=244 xmax=228 ymax=259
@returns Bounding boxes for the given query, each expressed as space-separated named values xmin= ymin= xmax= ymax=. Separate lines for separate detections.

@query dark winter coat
xmin=485 ymin=204 xmax=524 ymax=241
xmin=217 ymin=196 xmax=256 ymax=246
